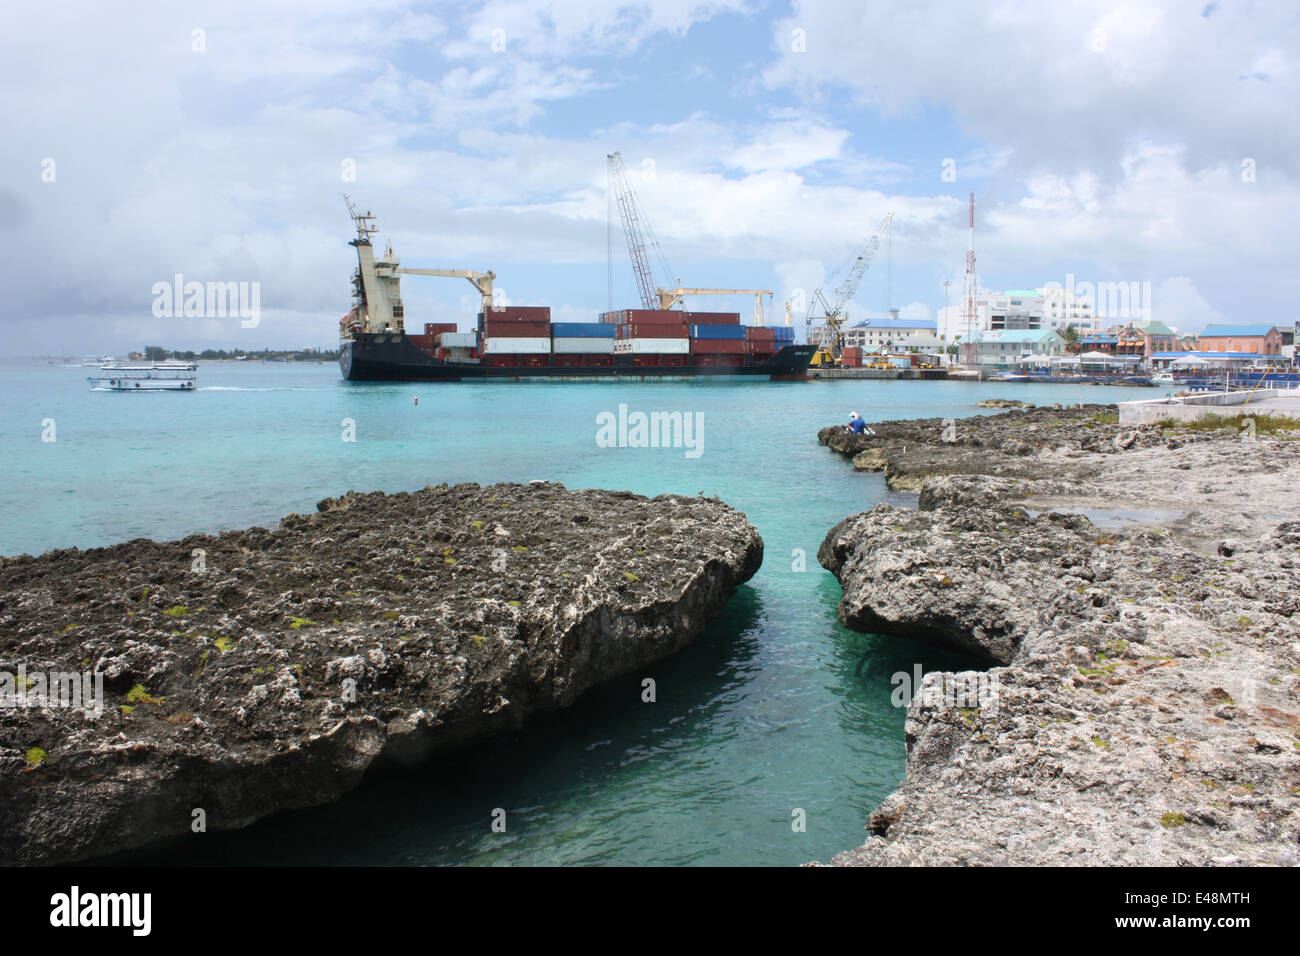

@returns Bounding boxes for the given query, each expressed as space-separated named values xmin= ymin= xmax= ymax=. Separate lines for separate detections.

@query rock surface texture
xmin=0 ymin=482 xmax=762 ymax=864
xmin=818 ymin=405 xmax=1300 ymax=865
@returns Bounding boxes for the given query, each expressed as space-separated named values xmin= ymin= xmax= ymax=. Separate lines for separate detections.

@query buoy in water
xmin=414 ymin=396 xmax=419 ymax=406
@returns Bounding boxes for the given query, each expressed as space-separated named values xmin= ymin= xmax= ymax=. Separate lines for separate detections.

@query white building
xmin=841 ymin=311 xmax=938 ymax=350
xmin=937 ymin=285 xmax=1101 ymax=341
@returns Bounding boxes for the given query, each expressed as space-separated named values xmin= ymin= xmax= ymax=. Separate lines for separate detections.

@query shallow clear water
xmin=3 ymin=359 xmax=1148 ymax=865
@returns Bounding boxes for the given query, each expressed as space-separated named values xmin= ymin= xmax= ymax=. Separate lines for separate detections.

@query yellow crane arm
xmin=655 ymin=287 xmax=773 ymax=325
xmin=396 ymin=268 xmax=496 ymax=311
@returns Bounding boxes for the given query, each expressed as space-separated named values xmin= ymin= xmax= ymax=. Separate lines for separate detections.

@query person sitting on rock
xmin=847 ymin=411 xmax=874 ymax=436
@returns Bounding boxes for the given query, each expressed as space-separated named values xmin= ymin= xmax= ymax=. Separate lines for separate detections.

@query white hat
xmin=850 ymin=411 xmax=859 ymax=418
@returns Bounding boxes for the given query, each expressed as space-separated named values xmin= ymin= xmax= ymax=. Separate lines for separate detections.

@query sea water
xmin=1 ymin=359 xmax=1146 ymax=866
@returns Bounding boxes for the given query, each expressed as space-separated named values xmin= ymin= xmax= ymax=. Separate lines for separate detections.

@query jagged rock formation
xmin=0 ymin=481 xmax=762 ymax=864
xmin=817 ymin=409 xmax=1300 ymax=866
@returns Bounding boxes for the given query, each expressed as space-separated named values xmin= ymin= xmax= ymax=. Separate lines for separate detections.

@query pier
xmin=1119 ymin=386 xmax=1300 ymax=425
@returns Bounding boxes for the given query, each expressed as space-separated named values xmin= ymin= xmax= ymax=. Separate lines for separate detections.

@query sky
xmin=2 ymin=0 xmax=1297 ymax=354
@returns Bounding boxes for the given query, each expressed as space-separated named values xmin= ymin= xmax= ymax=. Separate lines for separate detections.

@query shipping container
xmin=772 ymin=326 xmax=795 ymax=342
xmin=690 ymin=338 xmax=746 ymax=354
xmin=617 ymin=323 xmax=689 ymax=339
xmin=619 ymin=309 xmax=684 ymax=324
xmin=482 ymin=321 xmax=550 ymax=338
xmin=438 ymin=331 xmax=477 ymax=348
xmin=682 ymin=311 xmax=740 ymax=326
xmin=745 ymin=326 xmax=777 ymax=341
xmin=481 ymin=306 xmax=551 ymax=321
xmin=691 ymin=324 xmax=747 ymax=341
xmin=841 ymin=347 xmax=863 ymax=368
xmin=483 ymin=337 xmax=550 ymax=354
xmin=614 ymin=338 xmax=691 ymax=355
xmin=424 ymin=322 xmax=458 ymax=336
xmin=551 ymin=322 xmax=616 ymax=338
xmin=406 ymin=334 xmax=435 ymax=350
xmin=552 ymin=337 xmax=615 ymax=354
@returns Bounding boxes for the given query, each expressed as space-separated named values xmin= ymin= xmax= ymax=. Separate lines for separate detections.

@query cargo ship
xmin=338 ymin=202 xmax=813 ymax=382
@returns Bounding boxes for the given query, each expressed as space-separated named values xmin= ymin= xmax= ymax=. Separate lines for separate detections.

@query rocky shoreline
xmin=0 ymin=481 xmax=762 ymax=865
xmin=817 ymin=404 xmax=1300 ymax=865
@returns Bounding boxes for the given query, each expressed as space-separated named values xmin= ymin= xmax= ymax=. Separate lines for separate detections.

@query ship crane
xmin=394 ymin=267 xmax=496 ymax=313
xmin=807 ymin=211 xmax=894 ymax=366
xmin=656 ymin=286 xmax=774 ymax=326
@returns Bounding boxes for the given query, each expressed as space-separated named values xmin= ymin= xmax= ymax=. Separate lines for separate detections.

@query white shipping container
xmin=438 ymin=332 xmax=477 ymax=348
xmin=484 ymin=336 xmax=550 ymax=354
xmin=627 ymin=338 xmax=690 ymax=355
xmin=552 ymin=337 xmax=615 ymax=354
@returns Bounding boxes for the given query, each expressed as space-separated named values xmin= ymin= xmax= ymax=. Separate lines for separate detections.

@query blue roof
xmin=1199 ymin=324 xmax=1277 ymax=338
xmin=849 ymin=318 xmax=937 ymax=330
xmin=1080 ymin=334 xmax=1119 ymax=343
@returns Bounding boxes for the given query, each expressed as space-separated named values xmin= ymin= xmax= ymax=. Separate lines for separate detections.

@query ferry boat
xmin=87 ymin=364 xmax=197 ymax=391
xmin=338 ymin=201 xmax=813 ymax=383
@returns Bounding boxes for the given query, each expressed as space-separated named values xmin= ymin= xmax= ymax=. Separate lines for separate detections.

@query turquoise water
xmin=4 ymin=359 xmax=1145 ymax=865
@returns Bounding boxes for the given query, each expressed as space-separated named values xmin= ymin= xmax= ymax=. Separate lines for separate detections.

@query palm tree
xmin=1060 ymin=324 xmax=1081 ymax=354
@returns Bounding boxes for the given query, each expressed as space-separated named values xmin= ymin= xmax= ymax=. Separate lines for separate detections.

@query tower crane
xmin=806 ymin=211 xmax=894 ymax=367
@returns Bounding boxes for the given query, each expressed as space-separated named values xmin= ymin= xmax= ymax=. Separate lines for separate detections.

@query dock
xmin=1118 ymin=386 xmax=1300 ymax=425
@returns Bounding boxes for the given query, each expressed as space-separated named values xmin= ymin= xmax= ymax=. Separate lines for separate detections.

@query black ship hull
xmin=340 ymin=333 xmax=815 ymax=382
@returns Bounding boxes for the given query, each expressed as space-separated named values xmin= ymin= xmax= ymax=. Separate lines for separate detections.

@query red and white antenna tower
xmin=960 ymin=192 xmax=977 ymax=361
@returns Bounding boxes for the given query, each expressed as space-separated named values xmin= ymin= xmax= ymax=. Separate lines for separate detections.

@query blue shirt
xmin=849 ymin=418 xmax=867 ymax=434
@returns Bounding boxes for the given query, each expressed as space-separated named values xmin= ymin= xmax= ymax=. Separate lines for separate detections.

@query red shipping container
xmin=406 ymin=333 xmax=433 ymax=349
xmin=482 ymin=321 xmax=550 ymax=337
xmin=482 ymin=306 xmax=551 ymax=321
xmin=683 ymin=312 xmax=741 ymax=326
xmin=690 ymin=338 xmax=746 ymax=354
xmin=620 ymin=309 xmax=684 ymax=324
xmin=658 ymin=355 xmax=687 ymax=367
xmin=746 ymin=327 xmax=776 ymax=341
xmin=424 ymin=323 xmax=458 ymax=336
xmin=618 ymin=323 xmax=689 ymax=339
xmin=583 ymin=355 xmax=613 ymax=366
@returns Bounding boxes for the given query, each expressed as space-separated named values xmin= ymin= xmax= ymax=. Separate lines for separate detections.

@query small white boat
xmin=87 ymin=363 xmax=197 ymax=391
xmin=1152 ymin=370 xmax=1175 ymax=385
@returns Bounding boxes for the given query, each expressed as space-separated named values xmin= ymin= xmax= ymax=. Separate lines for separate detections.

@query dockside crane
xmin=807 ymin=211 xmax=894 ymax=366
xmin=607 ymin=152 xmax=673 ymax=310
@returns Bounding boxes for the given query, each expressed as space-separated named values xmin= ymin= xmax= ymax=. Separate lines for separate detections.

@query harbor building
xmin=1196 ymin=324 xmax=1284 ymax=356
xmin=964 ymin=328 xmax=1066 ymax=367
xmin=842 ymin=311 xmax=938 ymax=351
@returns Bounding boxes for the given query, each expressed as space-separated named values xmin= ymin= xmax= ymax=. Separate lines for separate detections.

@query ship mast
xmin=345 ymin=194 xmax=378 ymax=245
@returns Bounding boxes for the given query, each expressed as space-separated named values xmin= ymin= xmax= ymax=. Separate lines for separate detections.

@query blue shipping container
xmin=551 ymin=322 xmax=616 ymax=338
xmin=773 ymin=326 xmax=795 ymax=342
xmin=690 ymin=324 xmax=747 ymax=341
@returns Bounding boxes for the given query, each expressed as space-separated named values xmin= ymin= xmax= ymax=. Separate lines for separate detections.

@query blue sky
xmin=2 ymin=0 xmax=1296 ymax=353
